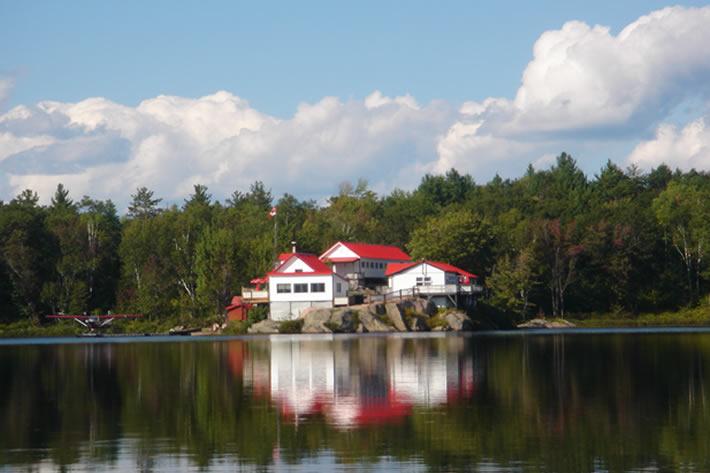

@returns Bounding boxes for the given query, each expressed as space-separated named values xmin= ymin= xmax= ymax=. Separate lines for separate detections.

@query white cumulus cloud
xmin=0 ymin=91 xmax=454 ymax=207
xmin=2 ymin=6 xmax=710 ymax=208
xmin=436 ymin=5 xmax=710 ymax=175
xmin=628 ymin=117 xmax=710 ymax=170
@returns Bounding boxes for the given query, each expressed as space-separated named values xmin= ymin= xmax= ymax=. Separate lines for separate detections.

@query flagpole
xmin=273 ymin=211 xmax=278 ymax=260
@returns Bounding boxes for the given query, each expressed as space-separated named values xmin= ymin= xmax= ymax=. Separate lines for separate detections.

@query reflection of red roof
xmin=269 ymin=253 xmax=334 ymax=276
xmin=385 ymin=260 xmax=478 ymax=279
xmin=320 ymin=242 xmax=411 ymax=262
xmin=354 ymin=392 xmax=411 ymax=426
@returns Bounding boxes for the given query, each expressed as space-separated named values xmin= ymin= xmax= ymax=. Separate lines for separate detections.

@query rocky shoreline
xmin=248 ymin=299 xmax=477 ymax=334
xmin=516 ymin=318 xmax=576 ymax=329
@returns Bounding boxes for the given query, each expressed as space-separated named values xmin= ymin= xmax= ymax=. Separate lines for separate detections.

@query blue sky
xmin=2 ymin=0 xmax=705 ymax=115
xmin=1 ymin=2 xmax=710 ymax=208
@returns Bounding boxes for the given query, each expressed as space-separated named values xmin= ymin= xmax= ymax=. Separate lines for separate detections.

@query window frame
xmin=293 ymin=283 xmax=308 ymax=293
xmin=276 ymin=283 xmax=292 ymax=293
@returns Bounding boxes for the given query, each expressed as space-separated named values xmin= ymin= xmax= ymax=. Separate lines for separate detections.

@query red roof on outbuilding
xmin=320 ymin=242 xmax=411 ymax=262
xmin=385 ymin=260 xmax=478 ymax=279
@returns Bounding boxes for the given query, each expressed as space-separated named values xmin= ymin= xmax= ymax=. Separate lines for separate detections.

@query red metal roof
xmin=269 ymin=253 xmax=334 ymax=276
xmin=321 ymin=241 xmax=411 ymax=262
xmin=277 ymin=253 xmax=294 ymax=262
xmin=385 ymin=260 xmax=478 ymax=279
xmin=385 ymin=262 xmax=418 ymax=276
xmin=326 ymin=257 xmax=359 ymax=263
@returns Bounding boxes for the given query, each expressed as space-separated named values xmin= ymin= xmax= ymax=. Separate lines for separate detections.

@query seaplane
xmin=46 ymin=312 xmax=143 ymax=336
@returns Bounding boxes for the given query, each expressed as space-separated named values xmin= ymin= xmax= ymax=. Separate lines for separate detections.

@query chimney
xmin=291 ymin=240 xmax=297 ymax=253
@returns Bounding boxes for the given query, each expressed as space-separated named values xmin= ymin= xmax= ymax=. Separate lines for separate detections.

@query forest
xmin=1 ymin=152 xmax=709 ymax=326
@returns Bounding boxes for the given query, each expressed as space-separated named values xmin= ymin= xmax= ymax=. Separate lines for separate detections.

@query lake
xmin=1 ymin=329 xmax=709 ymax=472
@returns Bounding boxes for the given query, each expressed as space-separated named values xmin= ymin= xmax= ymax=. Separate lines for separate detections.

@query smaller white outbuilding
xmin=267 ymin=253 xmax=349 ymax=321
xmin=385 ymin=260 xmax=480 ymax=308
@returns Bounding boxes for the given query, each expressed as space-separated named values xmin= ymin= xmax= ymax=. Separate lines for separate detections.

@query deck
xmin=366 ymin=284 xmax=483 ymax=304
xmin=241 ymin=287 xmax=269 ymax=304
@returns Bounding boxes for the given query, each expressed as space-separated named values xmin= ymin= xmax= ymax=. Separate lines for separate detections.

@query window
xmin=416 ymin=277 xmax=432 ymax=287
xmin=294 ymin=283 xmax=308 ymax=293
xmin=277 ymin=283 xmax=291 ymax=293
xmin=336 ymin=282 xmax=342 ymax=292
xmin=295 ymin=269 xmax=303 ymax=273
xmin=311 ymin=283 xmax=325 ymax=293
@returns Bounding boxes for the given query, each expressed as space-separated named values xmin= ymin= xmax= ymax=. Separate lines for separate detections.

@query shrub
xmin=248 ymin=305 xmax=269 ymax=324
xmin=223 ymin=320 xmax=250 ymax=335
xmin=278 ymin=319 xmax=304 ymax=334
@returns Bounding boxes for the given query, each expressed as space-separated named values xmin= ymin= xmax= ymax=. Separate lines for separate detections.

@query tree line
xmin=1 ymin=152 xmax=709 ymax=323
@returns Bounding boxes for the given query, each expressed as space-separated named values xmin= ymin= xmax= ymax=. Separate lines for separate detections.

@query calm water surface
xmin=1 ymin=330 xmax=709 ymax=472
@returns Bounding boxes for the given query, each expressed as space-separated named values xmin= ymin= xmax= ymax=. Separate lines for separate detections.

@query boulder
xmin=301 ymin=308 xmax=333 ymax=333
xmin=407 ymin=315 xmax=429 ymax=332
xmin=445 ymin=311 xmax=475 ymax=331
xmin=247 ymin=319 xmax=280 ymax=334
xmin=397 ymin=298 xmax=437 ymax=317
xmin=369 ymin=303 xmax=387 ymax=316
xmin=329 ymin=309 xmax=359 ymax=333
xmin=385 ymin=303 xmax=407 ymax=331
xmin=358 ymin=310 xmax=395 ymax=332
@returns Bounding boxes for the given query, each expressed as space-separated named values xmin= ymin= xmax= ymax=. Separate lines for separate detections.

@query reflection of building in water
xmin=261 ymin=337 xmax=480 ymax=428
xmin=270 ymin=340 xmax=335 ymax=418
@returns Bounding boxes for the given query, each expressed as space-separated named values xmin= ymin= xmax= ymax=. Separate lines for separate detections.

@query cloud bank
xmin=2 ymin=6 xmax=710 ymax=209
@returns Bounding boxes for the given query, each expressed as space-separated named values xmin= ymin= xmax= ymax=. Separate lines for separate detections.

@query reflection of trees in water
xmin=0 ymin=334 xmax=709 ymax=471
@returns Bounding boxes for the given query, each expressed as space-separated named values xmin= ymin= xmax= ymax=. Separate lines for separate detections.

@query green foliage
xmin=222 ymin=320 xmax=251 ymax=335
xmin=3 ymin=157 xmax=710 ymax=330
xmin=488 ymin=246 xmax=537 ymax=318
xmin=278 ymin=319 xmax=304 ymax=334
xmin=247 ymin=305 xmax=269 ymax=324
xmin=408 ymin=208 xmax=495 ymax=276
xmin=425 ymin=314 xmax=448 ymax=330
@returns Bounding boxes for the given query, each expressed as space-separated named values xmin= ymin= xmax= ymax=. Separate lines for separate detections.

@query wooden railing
xmin=241 ymin=287 xmax=269 ymax=302
xmin=365 ymin=284 xmax=483 ymax=304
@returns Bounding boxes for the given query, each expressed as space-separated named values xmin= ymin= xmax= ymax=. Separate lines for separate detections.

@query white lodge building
xmin=267 ymin=253 xmax=349 ymax=321
xmin=319 ymin=241 xmax=412 ymax=288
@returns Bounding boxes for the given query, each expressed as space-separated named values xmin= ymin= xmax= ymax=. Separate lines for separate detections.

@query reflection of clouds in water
xmin=262 ymin=336 xmax=480 ymax=428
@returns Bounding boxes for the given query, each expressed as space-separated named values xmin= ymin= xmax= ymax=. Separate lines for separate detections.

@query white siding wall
xmin=270 ymin=301 xmax=333 ymax=321
xmin=268 ymin=274 xmax=334 ymax=303
xmin=268 ymin=274 xmax=348 ymax=320
xmin=389 ymin=264 xmax=446 ymax=291
xmin=324 ymin=244 xmax=358 ymax=260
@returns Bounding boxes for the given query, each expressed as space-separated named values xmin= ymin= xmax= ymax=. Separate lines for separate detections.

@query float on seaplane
xmin=46 ymin=312 xmax=143 ymax=336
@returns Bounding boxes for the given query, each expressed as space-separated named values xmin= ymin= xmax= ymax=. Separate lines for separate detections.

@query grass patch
xmin=323 ymin=321 xmax=341 ymax=333
xmin=0 ymin=319 xmax=79 ymax=338
xmin=402 ymin=308 xmax=428 ymax=330
xmin=569 ymin=306 xmax=710 ymax=327
xmin=426 ymin=314 xmax=449 ymax=330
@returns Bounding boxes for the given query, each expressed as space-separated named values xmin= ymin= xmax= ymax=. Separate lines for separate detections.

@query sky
xmin=1 ymin=1 xmax=710 ymax=209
